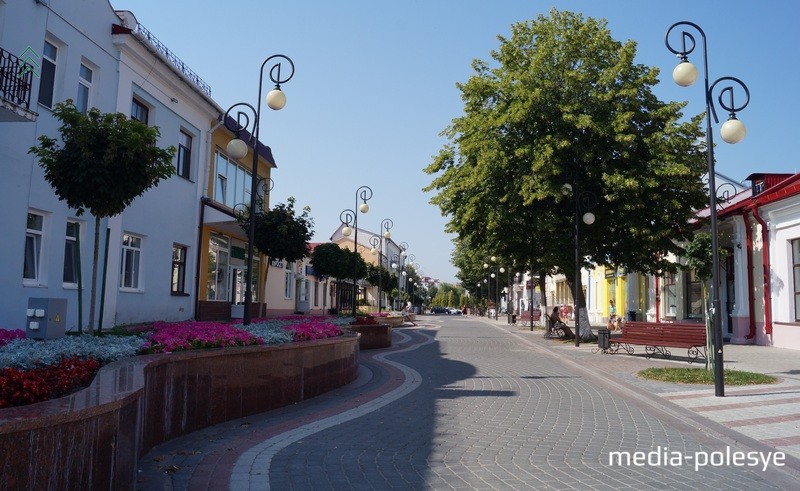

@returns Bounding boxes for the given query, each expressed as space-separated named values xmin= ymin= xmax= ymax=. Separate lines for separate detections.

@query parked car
xmin=431 ymin=306 xmax=448 ymax=314
xmin=447 ymin=307 xmax=462 ymax=315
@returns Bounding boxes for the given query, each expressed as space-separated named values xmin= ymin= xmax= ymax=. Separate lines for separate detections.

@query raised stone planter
xmin=351 ymin=323 xmax=392 ymax=349
xmin=0 ymin=335 xmax=359 ymax=491
xmin=384 ymin=316 xmax=404 ymax=327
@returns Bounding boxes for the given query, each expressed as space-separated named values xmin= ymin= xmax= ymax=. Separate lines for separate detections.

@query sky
xmin=113 ymin=0 xmax=800 ymax=284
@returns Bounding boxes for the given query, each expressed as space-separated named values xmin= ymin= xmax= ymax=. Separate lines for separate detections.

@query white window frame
xmin=207 ymin=233 xmax=229 ymax=301
xmin=171 ymin=243 xmax=187 ymax=295
xmin=76 ymin=62 xmax=93 ymax=114
xmin=37 ymin=40 xmax=58 ymax=109
xmin=131 ymin=97 xmax=149 ymax=124
xmin=213 ymin=149 xmax=253 ymax=209
xmin=177 ymin=130 xmax=193 ymax=180
xmin=120 ymin=233 xmax=143 ymax=291
xmin=793 ymin=238 xmax=800 ymax=322
xmin=23 ymin=211 xmax=46 ymax=285
xmin=63 ymin=220 xmax=79 ymax=287
xmin=284 ymin=267 xmax=294 ymax=300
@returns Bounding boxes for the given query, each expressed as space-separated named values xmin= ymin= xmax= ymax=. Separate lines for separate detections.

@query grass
xmin=638 ymin=367 xmax=778 ymax=385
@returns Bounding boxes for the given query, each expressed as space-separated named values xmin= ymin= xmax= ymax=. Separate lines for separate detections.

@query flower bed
xmin=0 ymin=334 xmax=359 ymax=490
xmin=0 ymin=316 xmax=346 ymax=409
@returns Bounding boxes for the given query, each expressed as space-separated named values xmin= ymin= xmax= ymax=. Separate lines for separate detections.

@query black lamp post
xmin=222 ymin=54 xmax=294 ymax=326
xmin=368 ymin=218 xmax=393 ymax=312
xmin=666 ymin=21 xmax=750 ymax=398
xmin=340 ymin=186 xmax=372 ymax=317
xmin=562 ymin=179 xmax=597 ymax=347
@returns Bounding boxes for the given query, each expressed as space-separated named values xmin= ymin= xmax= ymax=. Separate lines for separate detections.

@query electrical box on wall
xmin=25 ymin=298 xmax=67 ymax=340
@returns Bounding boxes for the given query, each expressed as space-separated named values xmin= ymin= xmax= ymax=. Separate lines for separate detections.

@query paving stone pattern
xmin=137 ymin=317 xmax=798 ymax=490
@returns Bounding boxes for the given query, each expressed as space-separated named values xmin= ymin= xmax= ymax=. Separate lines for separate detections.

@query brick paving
xmin=137 ymin=316 xmax=800 ymax=490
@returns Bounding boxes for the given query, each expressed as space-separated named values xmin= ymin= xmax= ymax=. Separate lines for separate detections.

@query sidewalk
xmin=483 ymin=314 xmax=800 ymax=462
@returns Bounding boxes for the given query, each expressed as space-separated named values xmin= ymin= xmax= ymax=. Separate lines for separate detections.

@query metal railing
xmin=0 ymin=46 xmax=34 ymax=109
xmin=134 ymin=22 xmax=212 ymax=97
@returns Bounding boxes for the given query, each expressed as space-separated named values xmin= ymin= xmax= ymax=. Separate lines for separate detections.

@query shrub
xmin=140 ymin=321 xmax=264 ymax=354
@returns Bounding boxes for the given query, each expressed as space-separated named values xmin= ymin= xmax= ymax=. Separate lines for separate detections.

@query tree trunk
xmin=258 ymin=256 xmax=270 ymax=319
xmin=566 ymin=276 xmax=596 ymax=341
xmin=89 ymin=215 xmax=100 ymax=335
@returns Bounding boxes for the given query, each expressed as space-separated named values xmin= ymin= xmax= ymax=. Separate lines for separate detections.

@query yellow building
xmin=196 ymin=119 xmax=274 ymax=321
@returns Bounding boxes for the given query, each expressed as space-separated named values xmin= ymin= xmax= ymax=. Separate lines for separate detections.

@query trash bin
xmin=627 ymin=310 xmax=637 ymax=322
xmin=511 ymin=314 xmax=517 ymax=325
xmin=598 ymin=328 xmax=610 ymax=350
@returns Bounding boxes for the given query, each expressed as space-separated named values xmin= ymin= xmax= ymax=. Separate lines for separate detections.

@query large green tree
xmin=424 ymin=9 xmax=707 ymax=338
xmin=29 ymin=101 xmax=175 ymax=334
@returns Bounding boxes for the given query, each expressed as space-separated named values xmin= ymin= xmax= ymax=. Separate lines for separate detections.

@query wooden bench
xmin=517 ymin=309 xmax=542 ymax=328
xmin=610 ymin=321 xmax=707 ymax=363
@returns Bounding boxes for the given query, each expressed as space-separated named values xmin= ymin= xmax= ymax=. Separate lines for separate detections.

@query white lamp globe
xmin=402 ymin=271 xmax=407 ymax=276
xmin=673 ymin=61 xmax=698 ymax=87
xmin=371 ymin=247 xmax=378 ymax=255
xmin=342 ymin=226 xmax=352 ymax=237
xmin=561 ymin=183 xmax=573 ymax=195
xmin=226 ymin=138 xmax=248 ymax=160
xmin=391 ymin=262 xmax=397 ymax=269
xmin=491 ymin=256 xmax=497 ymax=262
xmin=583 ymin=212 xmax=596 ymax=225
xmin=383 ymin=231 xmax=391 ymax=239
xmin=720 ymin=118 xmax=747 ymax=144
xmin=500 ymin=267 xmax=506 ymax=273
xmin=359 ymin=202 xmax=369 ymax=213
xmin=491 ymin=273 xmax=496 ymax=279
xmin=266 ymin=88 xmax=286 ymax=110
xmin=483 ymin=263 xmax=489 ymax=269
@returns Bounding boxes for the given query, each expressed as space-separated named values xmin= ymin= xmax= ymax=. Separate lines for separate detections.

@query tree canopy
xmin=424 ymin=9 xmax=708 ymax=306
xmin=29 ymin=100 xmax=176 ymax=334
xmin=239 ymin=196 xmax=314 ymax=263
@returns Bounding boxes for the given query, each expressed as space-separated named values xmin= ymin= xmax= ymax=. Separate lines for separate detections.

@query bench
xmin=610 ymin=321 xmax=707 ymax=363
xmin=517 ymin=309 xmax=542 ymax=328
xmin=543 ymin=313 xmax=575 ymax=339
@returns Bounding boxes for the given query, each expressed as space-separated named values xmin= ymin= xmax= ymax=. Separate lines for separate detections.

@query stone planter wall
xmin=351 ymin=324 xmax=392 ymax=349
xmin=0 ymin=335 xmax=359 ymax=491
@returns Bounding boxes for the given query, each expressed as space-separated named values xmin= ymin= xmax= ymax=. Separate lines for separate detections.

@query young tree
xmin=310 ymin=243 xmax=351 ymax=313
xmin=238 ymin=196 xmax=314 ymax=315
xmin=29 ymin=101 xmax=175 ymax=334
xmin=425 ymin=9 xmax=708 ymax=339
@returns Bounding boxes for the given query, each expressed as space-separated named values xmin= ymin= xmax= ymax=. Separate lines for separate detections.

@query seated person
xmin=550 ymin=307 xmax=575 ymax=339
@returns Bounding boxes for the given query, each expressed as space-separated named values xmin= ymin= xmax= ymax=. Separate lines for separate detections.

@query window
xmin=663 ymin=271 xmax=677 ymax=317
xmin=207 ymin=233 xmax=229 ymax=301
xmin=213 ymin=150 xmax=252 ymax=209
xmin=793 ymin=239 xmax=800 ymax=321
xmin=687 ymin=270 xmax=703 ymax=319
xmin=120 ymin=234 xmax=142 ymax=290
xmin=171 ymin=244 xmax=187 ymax=295
xmin=284 ymin=264 xmax=294 ymax=299
xmin=37 ymin=41 xmax=57 ymax=108
xmin=63 ymin=221 xmax=79 ymax=285
xmin=131 ymin=98 xmax=149 ymax=124
xmin=176 ymin=130 xmax=192 ymax=179
xmin=76 ymin=63 xmax=93 ymax=114
xmin=24 ymin=212 xmax=44 ymax=282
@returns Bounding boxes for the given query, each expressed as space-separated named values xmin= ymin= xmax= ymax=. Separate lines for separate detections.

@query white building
xmin=0 ymin=1 xmax=220 ymax=331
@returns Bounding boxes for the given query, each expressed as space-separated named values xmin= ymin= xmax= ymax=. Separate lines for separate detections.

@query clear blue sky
xmin=113 ymin=0 xmax=800 ymax=284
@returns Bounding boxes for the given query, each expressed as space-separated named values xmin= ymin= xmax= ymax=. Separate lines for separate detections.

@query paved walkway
xmin=137 ymin=316 xmax=800 ymax=490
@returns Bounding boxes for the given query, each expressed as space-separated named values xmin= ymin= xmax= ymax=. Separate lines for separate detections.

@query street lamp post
xmin=666 ymin=21 xmax=750 ymax=398
xmin=369 ymin=218 xmax=393 ymax=312
xmin=340 ymin=186 xmax=373 ymax=317
xmin=222 ymin=54 xmax=294 ymax=326
xmin=562 ymin=179 xmax=597 ymax=347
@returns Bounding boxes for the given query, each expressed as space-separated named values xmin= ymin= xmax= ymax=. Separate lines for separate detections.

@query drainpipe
xmin=742 ymin=212 xmax=756 ymax=340
xmin=194 ymin=198 xmax=208 ymax=320
xmin=751 ymin=207 xmax=773 ymax=335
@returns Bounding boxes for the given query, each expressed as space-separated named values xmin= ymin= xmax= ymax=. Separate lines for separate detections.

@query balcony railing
xmin=0 ymin=46 xmax=34 ymax=110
